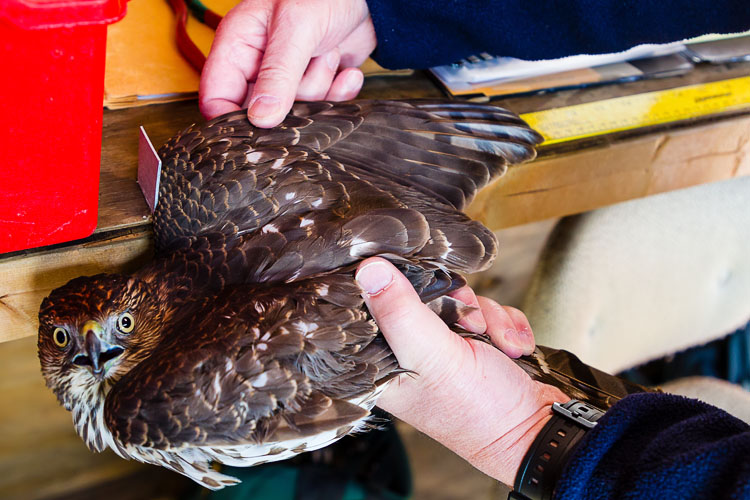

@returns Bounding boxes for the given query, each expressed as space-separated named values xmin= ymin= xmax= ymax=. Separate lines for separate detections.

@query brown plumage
xmin=38 ymin=100 xmax=649 ymax=489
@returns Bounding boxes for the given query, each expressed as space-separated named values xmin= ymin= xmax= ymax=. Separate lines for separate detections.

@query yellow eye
xmin=53 ymin=327 xmax=70 ymax=348
xmin=117 ymin=312 xmax=135 ymax=334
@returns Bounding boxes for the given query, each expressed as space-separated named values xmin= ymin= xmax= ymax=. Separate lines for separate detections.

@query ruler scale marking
xmin=521 ymin=75 xmax=750 ymax=145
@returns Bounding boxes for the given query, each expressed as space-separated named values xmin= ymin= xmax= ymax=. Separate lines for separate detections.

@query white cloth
xmin=524 ymin=176 xmax=750 ymax=373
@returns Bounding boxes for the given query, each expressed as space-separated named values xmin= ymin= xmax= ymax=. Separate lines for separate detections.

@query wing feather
xmin=104 ymin=275 xmax=393 ymax=450
xmin=150 ymin=99 xmax=541 ymax=289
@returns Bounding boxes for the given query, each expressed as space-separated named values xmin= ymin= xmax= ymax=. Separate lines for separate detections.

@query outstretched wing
xmin=104 ymin=274 xmax=397 ymax=452
xmin=149 ymin=101 xmax=541 ymax=293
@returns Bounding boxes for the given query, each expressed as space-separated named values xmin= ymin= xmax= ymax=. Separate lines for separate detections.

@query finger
xmin=241 ymin=82 xmax=256 ymax=108
xmin=337 ymin=17 xmax=378 ymax=67
xmin=448 ymin=286 xmax=487 ymax=334
xmin=200 ymin=45 xmax=260 ymax=119
xmin=247 ymin=10 xmax=319 ymax=127
xmin=325 ymin=68 xmax=364 ymax=101
xmin=476 ymin=297 xmax=535 ymax=357
xmin=296 ymin=50 xmax=340 ymax=101
xmin=355 ymin=257 xmax=463 ymax=373
xmin=199 ymin=10 xmax=264 ymax=119
xmin=502 ymin=305 xmax=536 ymax=352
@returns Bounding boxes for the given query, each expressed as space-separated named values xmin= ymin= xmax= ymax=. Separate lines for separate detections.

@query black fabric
xmin=293 ymin=419 xmax=412 ymax=500
xmin=366 ymin=1 xmax=750 ymax=69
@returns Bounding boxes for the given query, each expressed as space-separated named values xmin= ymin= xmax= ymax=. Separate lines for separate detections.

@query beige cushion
xmin=523 ymin=176 xmax=750 ymax=374
xmin=662 ymin=376 xmax=750 ymax=424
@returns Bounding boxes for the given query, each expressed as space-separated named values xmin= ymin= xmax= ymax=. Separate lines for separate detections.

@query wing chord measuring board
xmin=520 ymin=75 xmax=750 ymax=145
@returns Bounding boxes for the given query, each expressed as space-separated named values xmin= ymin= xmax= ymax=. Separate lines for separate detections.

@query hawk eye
xmin=117 ymin=312 xmax=135 ymax=334
xmin=53 ymin=327 xmax=70 ymax=349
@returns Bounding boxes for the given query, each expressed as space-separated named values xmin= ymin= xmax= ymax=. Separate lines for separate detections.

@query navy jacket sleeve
xmin=554 ymin=393 xmax=750 ymax=499
xmin=366 ymin=1 xmax=750 ymax=69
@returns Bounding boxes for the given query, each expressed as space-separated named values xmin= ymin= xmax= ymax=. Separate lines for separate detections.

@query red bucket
xmin=0 ymin=0 xmax=127 ymax=253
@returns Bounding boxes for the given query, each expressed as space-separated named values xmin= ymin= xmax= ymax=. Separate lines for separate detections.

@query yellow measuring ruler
xmin=520 ymin=75 xmax=750 ymax=145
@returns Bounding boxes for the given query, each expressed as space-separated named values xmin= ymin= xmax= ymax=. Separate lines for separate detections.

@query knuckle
xmin=272 ymin=0 xmax=310 ymax=29
xmin=373 ymin=301 xmax=413 ymax=331
xmin=503 ymin=305 xmax=523 ymax=316
xmin=257 ymin=64 xmax=293 ymax=84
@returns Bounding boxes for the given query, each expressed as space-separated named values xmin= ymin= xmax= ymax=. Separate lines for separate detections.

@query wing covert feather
xmin=104 ymin=275 xmax=395 ymax=449
xmin=151 ymin=99 xmax=541 ymax=289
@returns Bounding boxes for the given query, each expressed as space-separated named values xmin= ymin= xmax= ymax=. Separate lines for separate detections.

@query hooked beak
xmin=72 ymin=320 xmax=124 ymax=377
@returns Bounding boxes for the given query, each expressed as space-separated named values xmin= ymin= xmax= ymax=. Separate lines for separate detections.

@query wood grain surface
xmin=2 ymin=67 xmax=750 ymax=344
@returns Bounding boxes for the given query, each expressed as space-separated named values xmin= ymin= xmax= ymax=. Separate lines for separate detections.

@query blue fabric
xmin=361 ymin=6 xmax=750 ymax=495
xmin=555 ymin=393 xmax=750 ymax=499
xmin=366 ymin=1 xmax=750 ymax=69
xmin=620 ymin=321 xmax=750 ymax=390
xmin=728 ymin=323 xmax=750 ymax=390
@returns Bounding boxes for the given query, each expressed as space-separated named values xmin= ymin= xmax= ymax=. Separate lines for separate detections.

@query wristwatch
xmin=508 ymin=399 xmax=605 ymax=500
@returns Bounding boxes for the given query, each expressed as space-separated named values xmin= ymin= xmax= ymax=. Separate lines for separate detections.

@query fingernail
xmin=463 ymin=310 xmax=487 ymax=333
xmin=326 ymin=51 xmax=340 ymax=71
xmin=248 ymin=95 xmax=280 ymax=119
xmin=355 ymin=262 xmax=393 ymax=296
xmin=344 ymin=70 xmax=364 ymax=93
xmin=518 ymin=328 xmax=535 ymax=355
xmin=504 ymin=328 xmax=529 ymax=353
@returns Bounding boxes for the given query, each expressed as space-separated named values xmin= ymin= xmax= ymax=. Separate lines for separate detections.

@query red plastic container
xmin=0 ymin=0 xmax=127 ymax=254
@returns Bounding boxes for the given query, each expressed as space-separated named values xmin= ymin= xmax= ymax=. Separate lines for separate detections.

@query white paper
xmin=432 ymin=42 xmax=687 ymax=85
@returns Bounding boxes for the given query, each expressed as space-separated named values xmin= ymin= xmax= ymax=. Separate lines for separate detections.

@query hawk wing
xmin=104 ymin=274 xmax=397 ymax=452
xmin=149 ymin=101 xmax=542 ymax=293
xmin=110 ymin=101 xmax=651 ymax=471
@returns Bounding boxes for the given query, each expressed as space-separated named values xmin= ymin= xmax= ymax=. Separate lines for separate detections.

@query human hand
xmin=355 ymin=257 xmax=569 ymax=486
xmin=200 ymin=0 xmax=376 ymax=128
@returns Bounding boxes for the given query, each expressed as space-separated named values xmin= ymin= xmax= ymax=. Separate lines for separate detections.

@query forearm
xmin=397 ymin=388 xmax=750 ymax=498
xmin=382 ymin=378 xmax=569 ymax=487
xmin=366 ymin=0 xmax=750 ymax=68
xmin=466 ymin=383 xmax=568 ymax=486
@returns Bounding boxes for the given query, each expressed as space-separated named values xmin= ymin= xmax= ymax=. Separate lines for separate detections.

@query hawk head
xmin=38 ymin=274 xmax=165 ymax=413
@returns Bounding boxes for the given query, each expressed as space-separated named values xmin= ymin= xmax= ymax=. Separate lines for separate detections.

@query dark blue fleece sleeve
xmin=554 ymin=393 xmax=750 ymax=499
xmin=366 ymin=1 xmax=750 ymax=68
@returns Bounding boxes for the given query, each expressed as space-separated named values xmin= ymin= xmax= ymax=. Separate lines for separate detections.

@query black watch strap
xmin=508 ymin=400 xmax=605 ymax=500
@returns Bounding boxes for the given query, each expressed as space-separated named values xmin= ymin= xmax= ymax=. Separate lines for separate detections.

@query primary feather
xmin=38 ymin=100 xmax=646 ymax=489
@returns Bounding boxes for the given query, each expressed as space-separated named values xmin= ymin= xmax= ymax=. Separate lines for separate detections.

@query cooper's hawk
xmin=38 ymin=100 xmax=646 ymax=489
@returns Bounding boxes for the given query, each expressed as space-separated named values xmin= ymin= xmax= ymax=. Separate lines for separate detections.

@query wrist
xmin=467 ymin=383 xmax=569 ymax=486
xmin=512 ymin=399 xmax=606 ymax=500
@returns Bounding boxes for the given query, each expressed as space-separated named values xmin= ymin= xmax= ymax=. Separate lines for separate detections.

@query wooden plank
xmin=0 ymin=230 xmax=152 ymax=344
xmin=96 ymin=74 xmax=443 ymax=235
xmin=94 ymin=66 xmax=750 ymax=235
xmin=98 ymin=100 xmax=204 ymax=232
xmin=4 ymin=70 xmax=750 ymax=344
xmin=466 ymin=113 xmax=750 ymax=228
xmin=0 ymin=335 xmax=191 ymax=500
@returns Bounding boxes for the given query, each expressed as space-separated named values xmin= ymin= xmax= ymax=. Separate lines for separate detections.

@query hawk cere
xmin=37 ymin=100 xmax=639 ymax=489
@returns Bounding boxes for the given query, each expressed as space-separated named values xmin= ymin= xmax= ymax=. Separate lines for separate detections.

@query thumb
xmin=355 ymin=257 xmax=463 ymax=374
xmin=247 ymin=9 xmax=318 ymax=128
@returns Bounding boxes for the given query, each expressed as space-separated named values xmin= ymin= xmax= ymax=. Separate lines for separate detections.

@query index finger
xmin=199 ymin=10 xmax=265 ymax=119
xmin=477 ymin=297 xmax=535 ymax=357
xmin=245 ymin=7 xmax=321 ymax=127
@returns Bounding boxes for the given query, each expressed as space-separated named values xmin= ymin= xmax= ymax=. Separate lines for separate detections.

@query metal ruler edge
xmin=519 ymin=75 xmax=750 ymax=145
